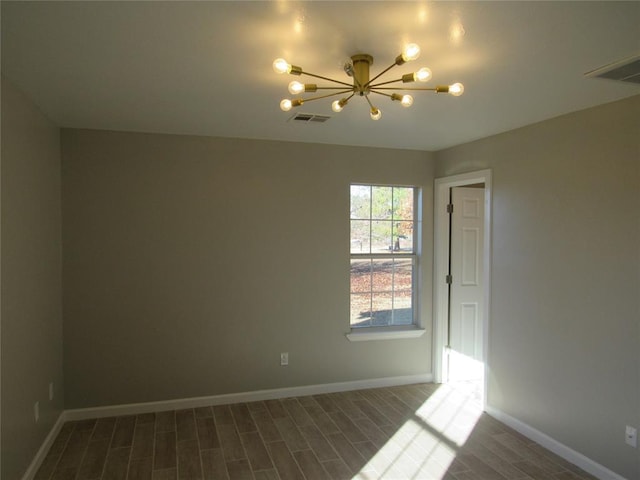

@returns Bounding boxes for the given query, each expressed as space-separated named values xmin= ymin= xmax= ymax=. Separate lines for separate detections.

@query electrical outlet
xmin=34 ymin=401 xmax=39 ymax=423
xmin=625 ymin=425 xmax=637 ymax=448
xmin=280 ymin=352 xmax=289 ymax=366
xmin=49 ymin=382 xmax=54 ymax=401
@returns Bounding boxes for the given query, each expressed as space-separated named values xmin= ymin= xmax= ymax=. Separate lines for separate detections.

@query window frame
xmin=348 ymin=184 xmax=425 ymax=340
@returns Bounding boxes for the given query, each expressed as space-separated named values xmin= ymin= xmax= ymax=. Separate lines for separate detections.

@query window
xmin=350 ymin=184 xmax=418 ymax=329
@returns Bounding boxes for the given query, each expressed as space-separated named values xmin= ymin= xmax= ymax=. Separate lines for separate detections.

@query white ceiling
xmin=2 ymin=1 xmax=638 ymax=151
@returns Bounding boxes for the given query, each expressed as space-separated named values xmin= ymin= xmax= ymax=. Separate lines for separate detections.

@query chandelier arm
xmin=372 ymin=87 xmax=439 ymax=91
xmin=297 ymin=90 xmax=354 ymax=103
xmin=300 ymin=71 xmax=354 ymax=88
xmin=368 ymin=78 xmax=405 ymax=88
xmin=364 ymin=95 xmax=377 ymax=110
xmin=314 ymin=87 xmax=355 ymax=90
xmin=364 ymin=62 xmax=398 ymax=87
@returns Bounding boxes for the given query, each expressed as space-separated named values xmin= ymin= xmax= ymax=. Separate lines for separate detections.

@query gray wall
xmin=62 ymin=129 xmax=435 ymax=409
xmin=1 ymin=78 xmax=63 ymax=480
xmin=435 ymin=95 xmax=640 ymax=479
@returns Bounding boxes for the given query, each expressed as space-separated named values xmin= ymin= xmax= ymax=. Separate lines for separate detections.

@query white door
xmin=448 ymin=187 xmax=484 ymax=382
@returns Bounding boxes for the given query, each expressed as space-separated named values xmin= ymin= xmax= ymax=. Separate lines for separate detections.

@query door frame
xmin=433 ymin=170 xmax=492 ymax=406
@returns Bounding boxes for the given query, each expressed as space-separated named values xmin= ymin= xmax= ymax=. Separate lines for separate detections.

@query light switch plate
xmin=280 ymin=352 xmax=289 ymax=366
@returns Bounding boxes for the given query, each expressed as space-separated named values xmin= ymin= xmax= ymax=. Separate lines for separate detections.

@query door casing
xmin=433 ymin=170 xmax=492 ymax=407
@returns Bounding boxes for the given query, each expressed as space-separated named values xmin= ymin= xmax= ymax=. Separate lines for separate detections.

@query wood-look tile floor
xmin=35 ymin=383 xmax=598 ymax=480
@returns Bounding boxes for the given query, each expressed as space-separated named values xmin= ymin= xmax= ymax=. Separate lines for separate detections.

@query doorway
xmin=434 ymin=170 xmax=491 ymax=407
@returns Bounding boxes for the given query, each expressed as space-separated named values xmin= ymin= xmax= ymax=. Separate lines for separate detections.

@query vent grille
xmin=585 ymin=55 xmax=640 ymax=84
xmin=289 ymin=113 xmax=331 ymax=123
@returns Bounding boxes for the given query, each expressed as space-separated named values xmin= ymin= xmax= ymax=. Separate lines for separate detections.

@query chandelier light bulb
xmin=288 ymin=81 xmax=305 ymax=94
xmin=400 ymin=95 xmax=414 ymax=107
xmin=402 ymin=43 xmax=421 ymax=62
xmin=390 ymin=93 xmax=412 ymax=107
xmin=273 ymin=58 xmax=291 ymax=74
xmin=280 ymin=99 xmax=293 ymax=111
xmin=449 ymin=83 xmax=464 ymax=96
xmin=370 ymin=107 xmax=382 ymax=121
xmin=332 ymin=97 xmax=349 ymax=112
xmin=414 ymin=67 xmax=432 ymax=82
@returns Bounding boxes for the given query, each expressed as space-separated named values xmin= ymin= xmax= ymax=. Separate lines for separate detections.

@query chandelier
xmin=273 ymin=43 xmax=464 ymax=121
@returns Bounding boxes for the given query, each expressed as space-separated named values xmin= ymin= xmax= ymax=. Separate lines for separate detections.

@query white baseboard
xmin=21 ymin=412 xmax=66 ymax=480
xmin=485 ymin=405 xmax=627 ymax=480
xmin=64 ymin=373 xmax=432 ymax=421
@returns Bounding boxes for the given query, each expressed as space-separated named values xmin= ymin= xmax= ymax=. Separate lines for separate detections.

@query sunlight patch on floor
xmin=357 ymin=382 xmax=483 ymax=479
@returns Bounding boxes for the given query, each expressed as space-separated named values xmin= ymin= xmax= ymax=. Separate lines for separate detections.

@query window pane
xmin=392 ymin=187 xmax=414 ymax=221
xmin=393 ymin=292 xmax=413 ymax=325
xmin=393 ymin=258 xmax=413 ymax=291
xmin=350 ymin=185 xmax=371 ymax=219
xmin=393 ymin=258 xmax=414 ymax=325
xmin=371 ymin=220 xmax=392 ymax=253
xmin=372 ymin=259 xmax=393 ymax=292
xmin=350 ymin=220 xmax=370 ymax=254
xmin=393 ymin=221 xmax=414 ymax=253
xmin=350 ymin=293 xmax=371 ymax=327
xmin=350 ymin=259 xmax=371 ymax=293
xmin=372 ymin=292 xmax=393 ymax=326
xmin=371 ymin=186 xmax=392 ymax=220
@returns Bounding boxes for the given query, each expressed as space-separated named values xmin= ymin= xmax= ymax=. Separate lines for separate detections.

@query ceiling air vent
xmin=585 ymin=54 xmax=640 ymax=84
xmin=289 ymin=113 xmax=331 ymax=123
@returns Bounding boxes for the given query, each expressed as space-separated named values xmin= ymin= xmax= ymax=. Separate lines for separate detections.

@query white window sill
xmin=346 ymin=326 xmax=426 ymax=342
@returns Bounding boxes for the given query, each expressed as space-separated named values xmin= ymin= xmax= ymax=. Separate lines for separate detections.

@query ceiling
xmin=2 ymin=1 xmax=638 ymax=151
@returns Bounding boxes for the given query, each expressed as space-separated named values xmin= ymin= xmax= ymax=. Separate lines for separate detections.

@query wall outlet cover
xmin=625 ymin=425 xmax=637 ymax=448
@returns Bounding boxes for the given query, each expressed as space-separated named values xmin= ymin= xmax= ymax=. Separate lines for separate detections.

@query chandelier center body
xmin=351 ymin=54 xmax=373 ymax=96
